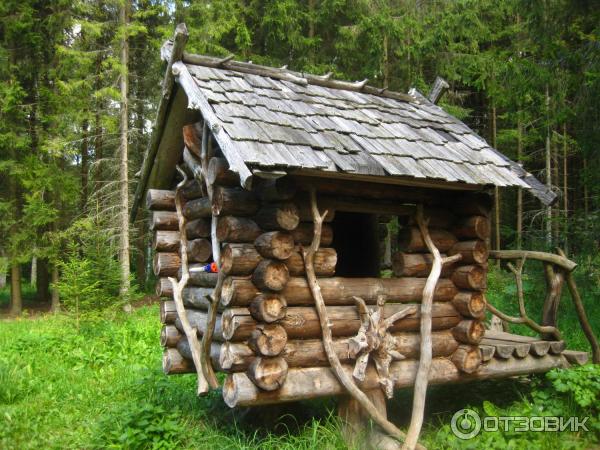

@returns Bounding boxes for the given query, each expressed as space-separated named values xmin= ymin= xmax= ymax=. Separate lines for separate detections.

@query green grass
xmin=0 ymin=269 xmax=599 ymax=449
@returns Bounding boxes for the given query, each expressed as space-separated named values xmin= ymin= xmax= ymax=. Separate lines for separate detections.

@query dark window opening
xmin=331 ymin=212 xmax=380 ymax=277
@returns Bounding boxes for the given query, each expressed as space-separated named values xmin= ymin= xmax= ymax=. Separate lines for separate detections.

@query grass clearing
xmin=0 ymin=265 xmax=599 ymax=449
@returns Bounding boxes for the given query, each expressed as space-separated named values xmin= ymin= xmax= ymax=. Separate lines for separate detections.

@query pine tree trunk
xmin=545 ymin=84 xmax=552 ymax=247
xmin=81 ymin=118 xmax=89 ymax=212
xmin=562 ymin=123 xmax=568 ymax=252
xmin=491 ymin=103 xmax=500 ymax=257
xmin=516 ymin=116 xmax=523 ymax=249
xmin=50 ymin=264 xmax=60 ymax=313
xmin=36 ymin=258 xmax=49 ymax=302
xmin=9 ymin=264 xmax=22 ymax=316
xmin=118 ymin=0 xmax=131 ymax=302
xmin=30 ymin=256 xmax=37 ymax=287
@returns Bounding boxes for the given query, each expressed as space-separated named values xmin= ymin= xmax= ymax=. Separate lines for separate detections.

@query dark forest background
xmin=1 ymin=0 xmax=600 ymax=312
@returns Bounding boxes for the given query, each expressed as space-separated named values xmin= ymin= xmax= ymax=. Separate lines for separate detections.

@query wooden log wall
xmin=152 ymin=131 xmax=495 ymax=405
xmin=393 ymin=192 xmax=491 ymax=374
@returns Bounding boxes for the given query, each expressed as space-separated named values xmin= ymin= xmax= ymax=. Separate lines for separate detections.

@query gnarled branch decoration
xmin=168 ymin=166 xmax=210 ymax=395
xmin=403 ymin=205 xmax=462 ymax=450
xmin=485 ymin=256 xmax=561 ymax=340
xmin=301 ymin=188 xmax=424 ymax=450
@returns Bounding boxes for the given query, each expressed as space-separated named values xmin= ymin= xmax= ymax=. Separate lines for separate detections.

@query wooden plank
xmin=563 ymin=350 xmax=588 ymax=366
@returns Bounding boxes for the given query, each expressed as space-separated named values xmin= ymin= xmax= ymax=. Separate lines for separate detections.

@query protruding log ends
xmin=250 ymin=294 xmax=287 ymax=323
xmin=248 ymin=324 xmax=288 ymax=356
xmin=216 ymin=216 xmax=262 ymax=243
xmin=291 ymin=223 xmax=333 ymax=246
xmin=452 ymin=265 xmax=487 ymax=290
xmin=151 ymin=211 xmax=178 ymax=231
xmin=153 ymin=230 xmax=179 ymax=252
xmin=160 ymin=300 xmax=177 ymax=324
xmin=452 ymin=292 xmax=486 ymax=319
xmin=161 ymin=325 xmax=181 ymax=347
xmin=183 ymin=197 xmax=211 ymax=220
xmin=247 ymin=357 xmax=288 ymax=391
xmin=398 ymin=227 xmax=458 ymax=253
xmin=285 ymin=248 xmax=337 ymax=277
xmin=252 ymin=259 xmax=290 ymax=291
xmin=153 ymin=252 xmax=181 ymax=277
xmin=255 ymin=202 xmax=300 ymax=231
xmin=452 ymin=345 xmax=482 ymax=374
xmin=220 ymin=244 xmax=262 ymax=276
xmin=448 ymin=240 xmax=489 ymax=265
xmin=212 ymin=186 xmax=259 ymax=216
xmin=452 ymin=320 xmax=485 ymax=345
xmin=163 ymin=348 xmax=193 ymax=374
xmin=156 ymin=278 xmax=173 ymax=297
xmin=254 ymin=231 xmax=295 ymax=260
xmin=146 ymin=189 xmax=175 ymax=211
xmin=187 ymin=238 xmax=212 ymax=263
xmin=453 ymin=216 xmax=491 ymax=240
xmin=208 ymin=157 xmax=239 ymax=187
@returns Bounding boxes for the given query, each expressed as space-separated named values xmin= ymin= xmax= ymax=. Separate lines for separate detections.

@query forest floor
xmin=0 ymin=266 xmax=599 ymax=449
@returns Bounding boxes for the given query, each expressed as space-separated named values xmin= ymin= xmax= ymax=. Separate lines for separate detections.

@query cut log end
xmin=163 ymin=348 xmax=193 ymax=375
xmin=160 ymin=325 xmax=181 ymax=347
xmin=248 ymin=323 xmax=288 ymax=356
xmin=252 ymin=259 xmax=290 ymax=291
xmin=250 ymin=294 xmax=288 ymax=323
xmin=254 ymin=231 xmax=295 ymax=260
xmin=452 ymin=291 xmax=486 ymax=319
xmin=452 ymin=320 xmax=485 ymax=345
xmin=452 ymin=345 xmax=482 ymax=374
xmin=247 ymin=357 xmax=289 ymax=391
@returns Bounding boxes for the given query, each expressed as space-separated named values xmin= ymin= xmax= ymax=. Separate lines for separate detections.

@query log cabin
xmin=131 ymin=24 xmax=596 ymax=449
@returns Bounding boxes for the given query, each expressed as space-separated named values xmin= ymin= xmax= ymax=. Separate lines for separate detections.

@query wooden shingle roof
xmin=130 ymin=26 xmax=555 ymax=222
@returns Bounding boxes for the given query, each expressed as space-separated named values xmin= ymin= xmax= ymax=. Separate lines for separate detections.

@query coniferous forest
xmin=1 ymin=1 xmax=600 ymax=449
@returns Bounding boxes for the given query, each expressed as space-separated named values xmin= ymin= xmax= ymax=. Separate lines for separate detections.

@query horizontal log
xmin=146 ymin=189 xmax=175 ymax=211
xmin=163 ymin=348 xmax=193 ymax=374
xmin=222 ymin=276 xmax=458 ymax=307
xmin=173 ymin=339 xmax=222 ymax=371
xmin=452 ymin=320 xmax=485 ymax=344
xmin=452 ymin=291 xmax=486 ymax=319
xmin=448 ymin=240 xmax=489 ymax=265
xmin=160 ymin=325 xmax=181 ymax=347
xmin=451 ymin=345 xmax=482 ymax=374
xmin=255 ymin=177 xmax=297 ymax=201
xmin=254 ymin=231 xmax=295 ymax=260
xmin=150 ymin=211 xmax=178 ymax=231
xmin=182 ymin=287 xmax=216 ymax=310
xmin=406 ymin=207 xmax=455 ymax=228
xmin=182 ymin=123 xmax=202 ymax=157
xmin=247 ymin=357 xmax=288 ymax=391
xmin=153 ymin=252 xmax=180 ymax=277
xmin=186 ymin=218 xmax=211 ymax=239
xmin=248 ymin=324 xmax=288 ymax=356
xmin=392 ymin=252 xmax=455 ymax=277
xmin=284 ymin=248 xmax=337 ymax=276
xmin=223 ymin=354 xmax=567 ymax=406
xmin=452 ymin=265 xmax=487 ymax=290
xmin=187 ymin=238 xmax=212 ymax=263
xmin=291 ymin=223 xmax=333 ymax=246
xmin=174 ymin=308 xmax=224 ymax=341
xmin=156 ymin=278 xmax=173 ymax=297
xmin=160 ymin=300 xmax=177 ymax=324
xmin=254 ymin=203 xmax=300 ymax=231
xmin=216 ymin=216 xmax=262 ymax=243
xmin=296 ymin=199 xmax=335 ymax=223
xmin=249 ymin=293 xmax=287 ymax=323
xmin=208 ymin=157 xmax=239 ymax=187
xmin=181 ymin=180 xmax=204 ymax=200
xmin=221 ymin=302 xmax=460 ymax=341
xmin=221 ymin=244 xmax=262 ymax=275
xmin=317 ymin=195 xmax=414 ymax=216
xmin=212 ymin=186 xmax=259 ymax=216
xmin=153 ymin=230 xmax=180 ymax=252
xmin=183 ymin=197 xmax=212 ymax=220
xmin=186 ymin=265 xmax=218 ymax=287
xmin=219 ymin=330 xmax=459 ymax=371
xmin=398 ymin=227 xmax=457 ymax=253
xmin=453 ymin=216 xmax=490 ymax=240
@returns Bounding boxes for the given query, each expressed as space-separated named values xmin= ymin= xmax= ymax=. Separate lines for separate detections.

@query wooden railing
xmin=488 ymin=249 xmax=599 ymax=364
